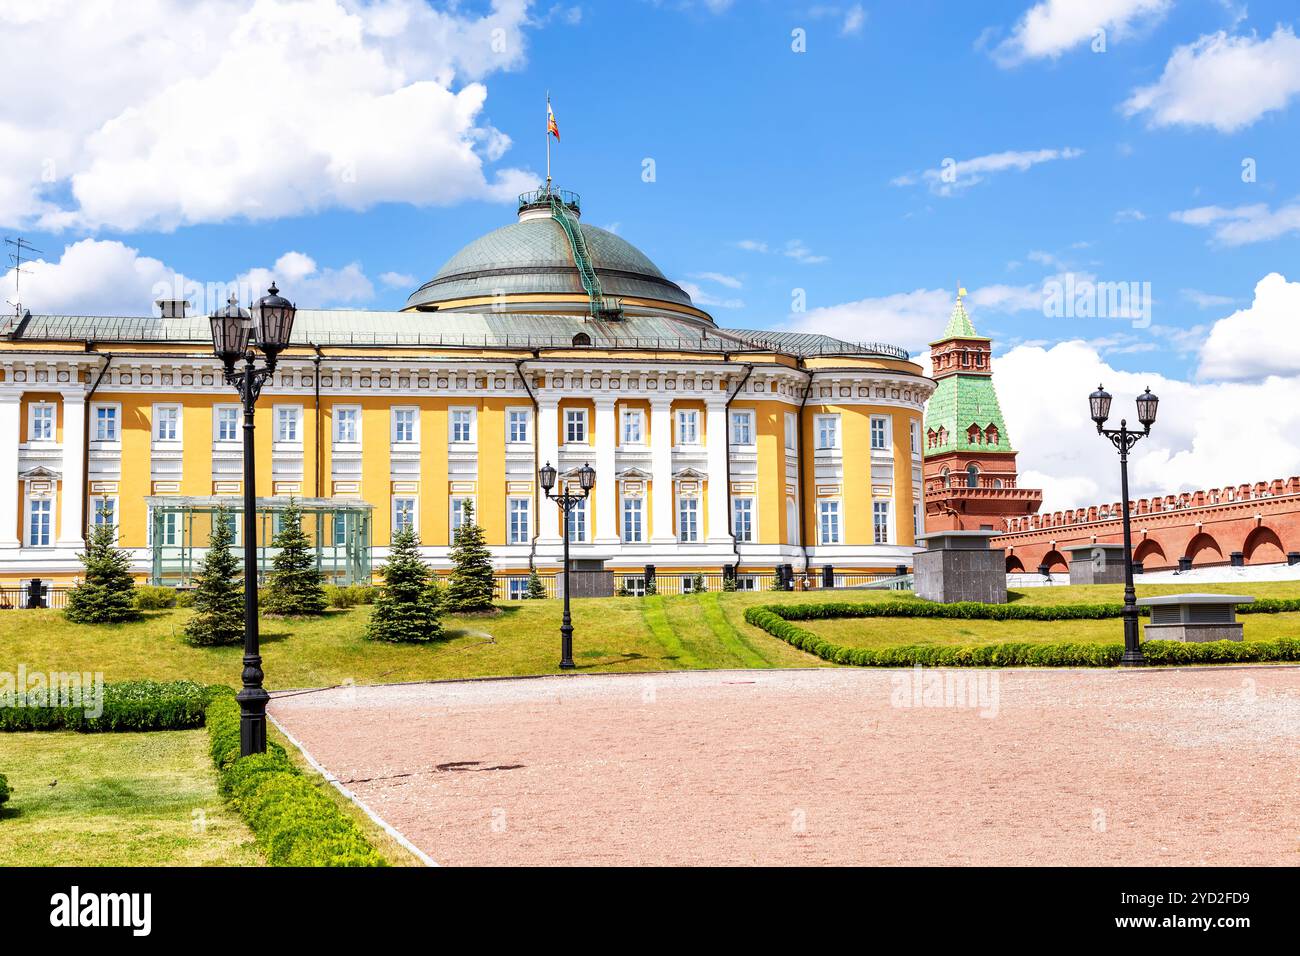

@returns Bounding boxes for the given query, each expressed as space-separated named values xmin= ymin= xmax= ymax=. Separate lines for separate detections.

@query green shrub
xmin=185 ymin=504 xmax=243 ymax=647
xmin=65 ymin=524 xmax=140 ymax=624
xmin=444 ymin=501 xmax=495 ymax=613
xmin=0 ymin=680 xmax=215 ymax=732
xmin=205 ymin=696 xmax=385 ymax=866
xmin=133 ymin=585 xmax=178 ymax=610
xmin=261 ymin=500 xmax=328 ymax=617
xmin=743 ymin=605 xmax=1300 ymax=668
xmin=0 ymin=773 xmax=9 ymax=807
xmin=174 ymin=590 xmax=196 ymax=607
xmin=326 ymin=584 xmax=380 ymax=609
xmin=367 ymin=527 xmax=442 ymax=643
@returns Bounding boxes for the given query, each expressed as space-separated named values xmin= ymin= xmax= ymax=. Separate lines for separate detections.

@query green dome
xmin=405 ymin=217 xmax=696 ymax=312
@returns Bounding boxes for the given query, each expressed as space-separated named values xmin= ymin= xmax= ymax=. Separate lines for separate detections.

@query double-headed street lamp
xmin=1090 ymin=384 xmax=1160 ymax=667
xmin=539 ymin=460 xmax=595 ymax=670
xmin=209 ymin=284 xmax=297 ymax=756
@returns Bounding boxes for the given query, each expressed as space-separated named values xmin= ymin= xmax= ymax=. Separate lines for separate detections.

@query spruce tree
xmin=525 ymin=567 xmax=547 ymax=600
xmin=444 ymin=501 xmax=496 ymax=613
xmin=261 ymin=499 xmax=327 ymax=616
xmin=366 ymin=526 xmax=443 ymax=643
xmin=65 ymin=523 xmax=139 ymax=624
xmin=184 ymin=506 xmax=244 ymax=647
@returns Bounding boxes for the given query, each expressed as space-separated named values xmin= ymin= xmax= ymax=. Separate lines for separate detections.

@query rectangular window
xmin=216 ymin=406 xmax=240 ymax=442
xmin=507 ymin=579 xmax=529 ymax=600
xmin=393 ymin=497 xmax=417 ymax=534
xmin=622 ymin=496 xmax=643 ymax=543
xmin=785 ymin=412 xmax=797 ymax=451
xmin=450 ymin=409 xmax=473 ymax=444
xmin=873 ymin=501 xmax=891 ymax=544
xmin=735 ymin=576 xmax=757 ymax=592
xmin=449 ymin=497 xmax=472 ymax=544
xmin=93 ymin=405 xmax=118 ymax=442
xmin=914 ymin=501 xmax=924 ymax=539
xmin=334 ymin=407 xmax=358 ymax=444
xmin=394 ymin=408 xmax=419 ymax=443
xmin=816 ymin=415 xmax=839 ymax=450
xmin=27 ymin=498 xmax=52 ymax=547
xmin=218 ymin=510 xmax=239 ymax=546
xmin=90 ymin=496 xmax=117 ymax=531
xmin=156 ymin=405 xmax=179 ymax=442
xmin=333 ymin=513 xmax=348 ymax=543
xmin=564 ymin=408 xmax=587 ymax=444
xmin=566 ymin=500 xmax=587 ymax=543
xmin=910 ymin=420 xmax=921 ymax=456
xmin=153 ymin=510 xmax=180 ymax=547
xmin=508 ymin=409 xmax=529 ymax=444
xmin=682 ymin=575 xmax=697 ymax=593
xmin=623 ymin=576 xmax=646 ymax=597
xmin=819 ymin=500 xmax=841 ymax=545
xmin=621 ymin=408 xmax=643 ymax=444
xmin=731 ymin=410 xmax=754 ymax=446
xmin=678 ymin=497 xmax=699 ymax=543
xmin=29 ymin=404 xmax=55 ymax=442
xmin=870 ymin=416 xmax=888 ymax=451
xmin=676 ymin=410 xmax=698 ymax=445
xmin=732 ymin=498 xmax=754 ymax=542
xmin=276 ymin=407 xmax=299 ymax=442
xmin=508 ymin=498 xmax=531 ymax=545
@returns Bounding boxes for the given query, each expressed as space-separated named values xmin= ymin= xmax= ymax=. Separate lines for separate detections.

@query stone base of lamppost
xmin=237 ymin=687 xmax=270 ymax=756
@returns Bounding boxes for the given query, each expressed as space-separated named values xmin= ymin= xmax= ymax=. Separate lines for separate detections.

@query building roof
xmin=933 ymin=296 xmax=988 ymax=342
xmin=923 ymin=295 xmax=1013 ymax=454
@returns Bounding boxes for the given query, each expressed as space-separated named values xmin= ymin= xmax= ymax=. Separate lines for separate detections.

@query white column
xmin=594 ymin=396 xmax=618 ymax=545
xmin=0 ymin=392 xmax=20 ymax=549
xmin=705 ymin=397 xmax=731 ymax=542
xmin=650 ymin=397 xmax=675 ymax=543
xmin=537 ymin=394 xmax=560 ymax=544
xmin=58 ymin=389 xmax=86 ymax=549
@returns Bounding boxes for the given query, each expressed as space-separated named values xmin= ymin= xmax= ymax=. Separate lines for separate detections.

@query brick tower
xmin=922 ymin=290 xmax=1042 ymax=531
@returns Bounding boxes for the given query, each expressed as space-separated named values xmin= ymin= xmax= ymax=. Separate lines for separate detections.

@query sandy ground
xmin=269 ymin=667 xmax=1300 ymax=866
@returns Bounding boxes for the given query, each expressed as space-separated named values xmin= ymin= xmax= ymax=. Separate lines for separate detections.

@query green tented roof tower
xmin=921 ymin=290 xmax=1042 ymax=533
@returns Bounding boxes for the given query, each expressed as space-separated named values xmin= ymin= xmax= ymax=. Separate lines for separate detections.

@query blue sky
xmin=3 ymin=0 xmax=1300 ymax=506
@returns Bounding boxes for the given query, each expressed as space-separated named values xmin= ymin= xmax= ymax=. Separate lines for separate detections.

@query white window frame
xmin=732 ymin=497 xmax=754 ymax=543
xmin=392 ymin=497 xmax=418 ymax=534
xmin=914 ymin=501 xmax=924 ymax=539
xmin=28 ymin=402 xmax=56 ymax=443
xmin=623 ymin=576 xmax=647 ymax=597
xmin=566 ymin=499 xmax=588 ymax=543
xmin=25 ymin=496 xmax=52 ymax=547
xmin=507 ymin=578 xmax=529 ymax=600
xmin=621 ymin=408 xmax=644 ymax=445
xmin=677 ymin=496 xmax=700 ymax=543
xmin=333 ymin=406 xmax=360 ymax=445
xmin=910 ymin=420 xmax=921 ymax=456
xmin=215 ymin=405 xmax=241 ymax=443
xmin=449 ymin=407 xmax=475 ymax=445
xmin=275 ymin=405 xmax=301 ymax=444
xmin=507 ymin=408 xmax=531 ymax=445
xmin=91 ymin=403 xmax=120 ymax=443
xmin=816 ymin=414 xmax=840 ymax=451
xmin=676 ymin=409 xmax=699 ymax=445
xmin=89 ymin=495 xmax=118 ymax=538
xmin=508 ymin=497 xmax=531 ymax=545
xmin=784 ymin=412 xmax=797 ymax=451
xmin=870 ymin=415 xmax=889 ymax=452
xmin=154 ymin=404 xmax=181 ymax=443
xmin=730 ymin=409 xmax=754 ymax=447
xmin=873 ymin=500 xmax=891 ymax=544
xmin=393 ymin=407 xmax=420 ymax=445
xmin=149 ymin=509 xmax=181 ymax=548
xmin=818 ymin=500 xmax=841 ymax=545
xmin=564 ymin=408 xmax=588 ymax=445
xmin=449 ymin=497 xmax=474 ymax=544
xmin=622 ymin=495 xmax=643 ymax=543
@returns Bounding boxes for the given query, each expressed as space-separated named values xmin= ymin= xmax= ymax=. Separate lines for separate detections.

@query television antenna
xmin=5 ymin=236 xmax=42 ymax=315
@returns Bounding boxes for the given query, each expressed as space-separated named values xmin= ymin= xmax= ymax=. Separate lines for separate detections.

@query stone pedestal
xmin=1066 ymin=543 xmax=1128 ymax=585
xmin=558 ymin=559 xmax=614 ymax=599
xmin=1137 ymin=594 xmax=1254 ymax=643
xmin=914 ymin=530 xmax=1006 ymax=604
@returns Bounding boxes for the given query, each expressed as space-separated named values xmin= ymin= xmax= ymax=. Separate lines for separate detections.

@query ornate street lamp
xmin=540 ymin=460 xmax=595 ymax=669
xmin=209 ymin=284 xmax=296 ymax=755
xmin=1090 ymin=384 xmax=1159 ymax=667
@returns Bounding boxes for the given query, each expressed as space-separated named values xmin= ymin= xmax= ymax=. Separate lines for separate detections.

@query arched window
xmin=985 ymin=424 xmax=999 ymax=446
xmin=993 ymin=478 xmax=1003 ymax=489
xmin=966 ymin=464 xmax=979 ymax=488
xmin=941 ymin=467 xmax=950 ymax=489
xmin=926 ymin=428 xmax=937 ymax=449
xmin=937 ymin=426 xmax=948 ymax=446
xmin=967 ymin=423 xmax=982 ymax=445
xmin=572 ymin=332 xmax=592 ymax=347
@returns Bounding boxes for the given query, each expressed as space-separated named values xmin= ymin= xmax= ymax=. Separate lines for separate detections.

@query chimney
xmin=156 ymin=299 xmax=189 ymax=318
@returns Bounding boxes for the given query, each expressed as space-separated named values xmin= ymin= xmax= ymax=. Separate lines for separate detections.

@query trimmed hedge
xmin=758 ymin=597 xmax=1300 ymax=624
xmin=0 ymin=680 xmax=213 ymax=732
xmin=744 ymin=604 xmax=1300 ymax=668
xmin=0 ymin=773 xmax=9 ymax=807
xmin=206 ymin=695 xmax=386 ymax=867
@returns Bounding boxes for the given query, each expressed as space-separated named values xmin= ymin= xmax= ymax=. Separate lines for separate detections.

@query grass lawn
xmin=0 ymin=729 xmax=260 ymax=866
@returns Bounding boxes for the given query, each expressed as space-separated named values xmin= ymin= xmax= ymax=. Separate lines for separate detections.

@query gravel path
xmin=269 ymin=667 xmax=1300 ymax=866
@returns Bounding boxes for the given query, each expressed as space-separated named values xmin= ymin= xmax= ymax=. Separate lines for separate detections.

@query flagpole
xmin=546 ymin=91 xmax=551 ymax=191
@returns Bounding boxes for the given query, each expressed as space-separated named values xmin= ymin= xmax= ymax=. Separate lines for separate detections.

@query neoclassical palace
xmin=0 ymin=188 xmax=932 ymax=590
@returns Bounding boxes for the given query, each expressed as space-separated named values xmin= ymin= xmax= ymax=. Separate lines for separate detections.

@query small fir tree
xmin=261 ymin=499 xmax=327 ymax=616
xmin=525 ymin=568 xmax=547 ymax=600
xmin=184 ymin=506 xmax=244 ymax=647
xmin=65 ymin=523 xmax=139 ymax=624
xmin=444 ymin=501 xmax=496 ymax=613
xmin=691 ymin=572 xmax=707 ymax=594
xmin=366 ymin=526 xmax=443 ymax=643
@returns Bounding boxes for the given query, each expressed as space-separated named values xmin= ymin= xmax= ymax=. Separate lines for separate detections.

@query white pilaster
xmin=0 ymin=392 xmax=20 ymax=549
xmin=650 ymin=397 xmax=675 ymax=543
xmin=537 ymin=394 xmax=560 ymax=543
xmin=594 ymin=396 xmax=618 ymax=545
xmin=705 ymin=397 xmax=732 ymax=543
xmin=58 ymin=390 xmax=86 ymax=549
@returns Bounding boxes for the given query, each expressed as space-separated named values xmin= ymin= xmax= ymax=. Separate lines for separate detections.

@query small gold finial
xmin=956 ymin=283 xmax=967 ymax=301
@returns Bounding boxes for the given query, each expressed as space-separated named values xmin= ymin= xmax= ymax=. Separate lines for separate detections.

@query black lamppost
xmin=539 ymin=460 xmax=595 ymax=669
xmin=1090 ymin=384 xmax=1160 ymax=667
xmin=209 ymin=284 xmax=297 ymax=755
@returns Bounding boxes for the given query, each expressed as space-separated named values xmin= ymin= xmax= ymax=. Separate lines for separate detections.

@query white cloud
xmin=0 ymin=0 xmax=536 ymax=232
xmin=841 ymin=4 xmax=866 ymax=36
xmin=735 ymin=239 xmax=769 ymax=253
xmin=679 ymin=281 xmax=743 ymax=309
xmin=689 ymin=271 xmax=743 ymax=289
xmin=1170 ymin=200 xmax=1300 ymax=245
xmin=897 ymin=148 xmax=1083 ymax=196
xmin=995 ymin=337 xmax=1300 ymax=511
xmin=1123 ymin=26 xmax=1300 ymax=132
xmin=734 ymin=238 xmax=828 ymax=264
xmin=995 ymin=0 xmax=1170 ymax=65
xmin=1196 ymin=272 xmax=1300 ymax=381
xmin=379 ymin=271 xmax=417 ymax=289
xmin=1180 ymin=288 xmax=1234 ymax=309
xmin=1114 ymin=207 xmax=1146 ymax=222
xmin=0 ymin=238 xmax=377 ymax=315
